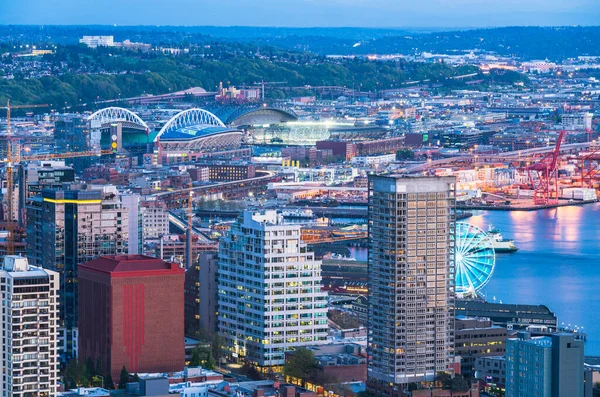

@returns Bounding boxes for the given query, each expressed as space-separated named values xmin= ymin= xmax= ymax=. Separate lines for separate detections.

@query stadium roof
xmin=159 ymin=125 xmax=239 ymax=141
xmin=206 ymin=105 xmax=298 ymax=126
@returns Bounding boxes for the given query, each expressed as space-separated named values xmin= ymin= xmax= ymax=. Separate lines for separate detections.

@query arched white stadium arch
xmin=155 ymin=108 xmax=226 ymax=142
xmin=87 ymin=107 xmax=150 ymax=130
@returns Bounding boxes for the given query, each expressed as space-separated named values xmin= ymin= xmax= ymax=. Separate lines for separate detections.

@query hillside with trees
xmin=0 ymin=45 xmax=526 ymax=107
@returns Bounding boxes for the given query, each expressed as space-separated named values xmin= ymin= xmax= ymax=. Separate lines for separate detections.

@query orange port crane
xmin=526 ymin=130 xmax=567 ymax=206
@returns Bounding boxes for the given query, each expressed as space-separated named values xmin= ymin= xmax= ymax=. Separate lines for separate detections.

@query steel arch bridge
xmin=88 ymin=107 xmax=150 ymax=132
xmin=155 ymin=108 xmax=225 ymax=142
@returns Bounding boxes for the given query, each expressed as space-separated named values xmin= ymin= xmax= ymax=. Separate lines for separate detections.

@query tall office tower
xmin=78 ymin=255 xmax=185 ymax=380
xmin=367 ymin=175 xmax=456 ymax=394
xmin=54 ymin=114 xmax=89 ymax=153
xmin=505 ymin=332 xmax=584 ymax=397
xmin=26 ymin=185 xmax=129 ymax=360
xmin=0 ymin=256 xmax=59 ymax=397
xmin=218 ymin=210 xmax=328 ymax=369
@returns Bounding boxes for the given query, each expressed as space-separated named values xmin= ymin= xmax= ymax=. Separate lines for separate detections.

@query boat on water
xmin=488 ymin=224 xmax=519 ymax=253
xmin=281 ymin=208 xmax=315 ymax=219
xmin=325 ymin=253 xmax=356 ymax=261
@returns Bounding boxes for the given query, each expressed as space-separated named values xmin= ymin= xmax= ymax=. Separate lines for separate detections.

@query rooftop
xmin=78 ymin=255 xmax=182 ymax=275
xmin=160 ymin=125 xmax=239 ymax=141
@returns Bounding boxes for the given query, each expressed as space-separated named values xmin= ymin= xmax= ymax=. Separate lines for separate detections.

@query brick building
xmin=204 ymin=163 xmax=256 ymax=182
xmin=315 ymin=140 xmax=356 ymax=160
xmin=78 ymin=255 xmax=185 ymax=380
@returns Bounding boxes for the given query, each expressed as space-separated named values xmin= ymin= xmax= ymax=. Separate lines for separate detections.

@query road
xmin=405 ymin=141 xmax=598 ymax=173
xmin=168 ymin=212 xmax=213 ymax=244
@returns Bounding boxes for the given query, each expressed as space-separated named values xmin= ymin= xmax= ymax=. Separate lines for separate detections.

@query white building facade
xmin=79 ymin=36 xmax=114 ymax=48
xmin=217 ymin=210 xmax=328 ymax=368
xmin=562 ymin=112 xmax=593 ymax=131
xmin=0 ymin=256 xmax=59 ymax=397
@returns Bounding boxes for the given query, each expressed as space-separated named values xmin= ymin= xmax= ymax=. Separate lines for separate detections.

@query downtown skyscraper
xmin=26 ymin=185 xmax=130 ymax=360
xmin=217 ymin=210 xmax=328 ymax=369
xmin=367 ymin=175 xmax=456 ymax=394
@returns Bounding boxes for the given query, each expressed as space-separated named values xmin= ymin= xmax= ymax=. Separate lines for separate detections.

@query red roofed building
xmin=78 ymin=255 xmax=185 ymax=380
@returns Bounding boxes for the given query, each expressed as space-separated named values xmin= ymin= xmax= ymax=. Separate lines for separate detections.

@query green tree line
xmin=0 ymin=53 xmax=523 ymax=107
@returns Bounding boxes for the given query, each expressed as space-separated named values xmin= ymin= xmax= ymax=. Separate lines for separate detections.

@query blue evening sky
xmin=1 ymin=0 xmax=598 ymax=26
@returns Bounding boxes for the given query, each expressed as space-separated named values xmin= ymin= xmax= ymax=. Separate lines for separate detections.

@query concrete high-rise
xmin=78 ymin=255 xmax=185 ymax=380
xmin=26 ymin=185 xmax=129 ymax=359
xmin=367 ymin=175 xmax=456 ymax=394
xmin=140 ymin=199 xmax=169 ymax=242
xmin=0 ymin=256 xmax=59 ymax=397
xmin=505 ymin=332 xmax=584 ymax=397
xmin=217 ymin=210 xmax=328 ymax=369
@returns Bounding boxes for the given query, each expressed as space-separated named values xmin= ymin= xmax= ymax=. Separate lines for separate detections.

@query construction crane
xmin=186 ymin=187 xmax=194 ymax=269
xmin=2 ymin=100 xmax=115 ymax=253
xmin=19 ymin=149 xmax=113 ymax=162
xmin=526 ymin=130 xmax=567 ymax=205
xmin=252 ymin=80 xmax=287 ymax=101
xmin=575 ymin=142 xmax=600 ymax=188
xmin=1 ymin=100 xmax=48 ymax=255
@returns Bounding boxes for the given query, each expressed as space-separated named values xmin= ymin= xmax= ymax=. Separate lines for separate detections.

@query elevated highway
xmin=153 ymin=171 xmax=280 ymax=209
xmin=167 ymin=212 xmax=214 ymax=244
xmin=405 ymin=141 xmax=598 ymax=173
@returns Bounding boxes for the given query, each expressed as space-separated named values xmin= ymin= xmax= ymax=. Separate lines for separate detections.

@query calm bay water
xmin=469 ymin=204 xmax=600 ymax=356
xmin=347 ymin=203 xmax=600 ymax=355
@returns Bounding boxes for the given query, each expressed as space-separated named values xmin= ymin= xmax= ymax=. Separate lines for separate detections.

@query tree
xmin=95 ymin=356 xmax=103 ymax=380
xmin=86 ymin=357 xmax=95 ymax=379
xmin=190 ymin=347 xmax=202 ymax=367
xmin=396 ymin=149 xmax=415 ymax=160
xmin=211 ymin=334 xmax=226 ymax=367
xmin=449 ymin=375 xmax=470 ymax=392
xmin=104 ymin=373 xmax=115 ymax=390
xmin=64 ymin=359 xmax=91 ymax=389
xmin=283 ymin=348 xmax=316 ymax=387
xmin=435 ymin=371 xmax=452 ymax=388
xmin=132 ymin=373 xmax=140 ymax=382
xmin=118 ymin=365 xmax=130 ymax=389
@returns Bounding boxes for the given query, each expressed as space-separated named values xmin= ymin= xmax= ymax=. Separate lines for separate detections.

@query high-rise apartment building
xmin=367 ymin=175 xmax=456 ymax=393
xmin=505 ymin=332 xmax=584 ymax=397
xmin=218 ymin=210 xmax=328 ymax=369
xmin=26 ymin=185 xmax=129 ymax=359
xmin=78 ymin=255 xmax=185 ymax=380
xmin=0 ymin=256 xmax=59 ymax=397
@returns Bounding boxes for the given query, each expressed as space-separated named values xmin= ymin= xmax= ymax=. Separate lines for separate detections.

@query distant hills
xmin=1 ymin=25 xmax=599 ymax=60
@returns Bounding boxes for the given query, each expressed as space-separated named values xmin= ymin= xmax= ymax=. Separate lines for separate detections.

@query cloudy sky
xmin=1 ymin=0 xmax=598 ymax=26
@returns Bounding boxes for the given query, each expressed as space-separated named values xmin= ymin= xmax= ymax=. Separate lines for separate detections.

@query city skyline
xmin=0 ymin=13 xmax=598 ymax=395
xmin=1 ymin=0 xmax=599 ymax=27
